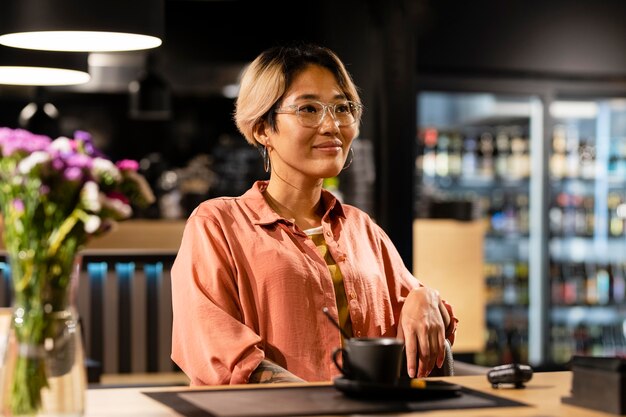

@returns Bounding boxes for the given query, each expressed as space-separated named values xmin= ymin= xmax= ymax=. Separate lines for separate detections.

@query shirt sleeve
xmin=171 ymin=212 xmax=265 ymax=385
xmin=441 ymin=299 xmax=459 ymax=345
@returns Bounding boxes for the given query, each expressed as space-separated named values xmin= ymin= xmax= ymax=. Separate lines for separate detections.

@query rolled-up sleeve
xmin=171 ymin=213 xmax=264 ymax=385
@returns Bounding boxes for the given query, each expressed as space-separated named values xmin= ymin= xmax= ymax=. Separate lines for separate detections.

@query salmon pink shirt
xmin=171 ymin=181 xmax=457 ymax=385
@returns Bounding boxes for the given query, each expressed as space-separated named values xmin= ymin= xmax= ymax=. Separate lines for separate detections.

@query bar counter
xmin=85 ymin=371 xmax=616 ymax=417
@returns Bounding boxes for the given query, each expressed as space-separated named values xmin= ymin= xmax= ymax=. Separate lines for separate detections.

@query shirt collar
xmin=241 ymin=180 xmax=346 ymax=227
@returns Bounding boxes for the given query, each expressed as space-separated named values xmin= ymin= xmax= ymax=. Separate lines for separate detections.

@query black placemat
xmin=144 ymin=382 xmax=528 ymax=417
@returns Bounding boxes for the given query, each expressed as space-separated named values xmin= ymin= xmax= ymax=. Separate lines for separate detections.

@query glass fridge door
xmin=549 ymin=99 xmax=626 ymax=366
xmin=415 ymin=92 xmax=544 ymax=367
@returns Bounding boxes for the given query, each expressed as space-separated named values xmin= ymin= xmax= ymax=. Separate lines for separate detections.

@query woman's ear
xmin=252 ymin=121 xmax=269 ymax=147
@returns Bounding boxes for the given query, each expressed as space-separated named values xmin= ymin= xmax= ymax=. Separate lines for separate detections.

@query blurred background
xmin=1 ymin=0 xmax=626 ymax=377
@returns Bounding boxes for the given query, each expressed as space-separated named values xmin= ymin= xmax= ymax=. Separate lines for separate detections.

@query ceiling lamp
xmin=0 ymin=45 xmax=89 ymax=86
xmin=0 ymin=0 xmax=163 ymax=52
xmin=129 ymin=54 xmax=172 ymax=120
xmin=19 ymin=87 xmax=61 ymax=138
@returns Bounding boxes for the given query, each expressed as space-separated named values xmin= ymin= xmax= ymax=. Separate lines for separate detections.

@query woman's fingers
xmin=399 ymin=287 xmax=448 ymax=378
xmin=403 ymin=326 xmax=418 ymax=378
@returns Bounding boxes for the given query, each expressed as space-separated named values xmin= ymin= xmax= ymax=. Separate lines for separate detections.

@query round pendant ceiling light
xmin=0 ymin=45 xmax=89 ymax=86
xmin=0 ymin=0 xmax=164 ymax=52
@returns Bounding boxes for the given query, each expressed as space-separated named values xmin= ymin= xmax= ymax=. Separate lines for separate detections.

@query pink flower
xmin=106 ymin=191 xmax=130 ymax=205
xmin=116 ymin=159 xmax=139 ymax=172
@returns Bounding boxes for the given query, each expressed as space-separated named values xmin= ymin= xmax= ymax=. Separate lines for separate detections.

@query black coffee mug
xmin=332 ymin=337 xmax=404 ymax=385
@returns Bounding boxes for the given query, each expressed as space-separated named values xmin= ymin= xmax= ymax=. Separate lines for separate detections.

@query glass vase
xmin=0 ymin=257 xmax=86 ymax=417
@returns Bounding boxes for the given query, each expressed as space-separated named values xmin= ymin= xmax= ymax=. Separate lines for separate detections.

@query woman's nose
xmin=319 ymin=110 xmax=340 ymax=132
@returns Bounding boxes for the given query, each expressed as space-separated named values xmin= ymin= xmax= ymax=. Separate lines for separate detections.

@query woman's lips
xmin=313 ymin=140 xmax=343 ymax=151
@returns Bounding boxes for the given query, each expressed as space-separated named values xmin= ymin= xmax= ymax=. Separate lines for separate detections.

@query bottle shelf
xmin=550 ymin=237 xmax=626 ymax=263
xmin=551 ymin=305 xmax=626 ymax=323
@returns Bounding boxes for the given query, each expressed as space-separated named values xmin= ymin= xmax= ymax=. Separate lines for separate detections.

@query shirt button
xmin=349 ymin=292 xmax=356 ymax=299
xmin=356 ymin=331 xmax=362 ymax=337
xmin=325 ymin=231 xmax=332 ymax=237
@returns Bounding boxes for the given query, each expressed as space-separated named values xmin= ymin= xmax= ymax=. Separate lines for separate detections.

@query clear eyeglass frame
xmin=274 ymin=100 xmax=363 ymax=127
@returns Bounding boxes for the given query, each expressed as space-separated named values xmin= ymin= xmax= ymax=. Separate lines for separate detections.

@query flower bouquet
xmin=0 ymin=127 xmax=155 ymax=415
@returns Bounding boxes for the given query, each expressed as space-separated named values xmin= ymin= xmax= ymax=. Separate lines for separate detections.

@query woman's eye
xmin=299 ymin=104 xmax=320 ymax=113
xmin=335 ymin=104 xmax=350 ymax=114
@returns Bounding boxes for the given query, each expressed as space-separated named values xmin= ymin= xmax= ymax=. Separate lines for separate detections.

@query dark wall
xmin=416 ymin=0 xmax=626 ymax=79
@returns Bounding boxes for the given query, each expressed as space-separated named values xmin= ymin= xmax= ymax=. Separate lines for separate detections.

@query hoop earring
xmin=342 ymin=147 xmax=354 ymax=170
xmin=262 ymin=145 xmax=271 ymax=173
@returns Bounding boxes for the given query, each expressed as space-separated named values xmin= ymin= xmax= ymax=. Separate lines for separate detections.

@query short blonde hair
xmin=234 ymin=44 xmax=361 ymax=146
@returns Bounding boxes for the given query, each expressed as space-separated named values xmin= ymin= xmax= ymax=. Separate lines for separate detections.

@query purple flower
xmin=0 ymin=128 xmax=52 ymax=157
xmin=11 ymin=199 xmax=24 ymax=213
xmin=64 ymin=166 xmax=84 ymax=182
xmin=74 ymin=131 xmax=92 ymax=142
xmin=51 ymin=156 xmax=65 ymax=171
xmin=74 ymin=130 xmax=102 ymax=157
xmin=116 ymin=159 xmax=139 ymax=172
xmin=64 ymin=153 xmax=93 ymax=170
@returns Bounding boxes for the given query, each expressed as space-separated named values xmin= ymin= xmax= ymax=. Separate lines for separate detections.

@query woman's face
xmin=258 ymin=64 xmax=359 ymax=185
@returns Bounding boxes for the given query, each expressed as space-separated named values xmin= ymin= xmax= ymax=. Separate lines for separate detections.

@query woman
xmin=171 ymin=44 xmax=458 ymax=385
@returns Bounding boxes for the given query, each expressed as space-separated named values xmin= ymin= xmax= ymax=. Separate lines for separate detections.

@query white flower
xmin=103 ymin=196 xmax=133 ymax=219
xmin=83 ymin=214 xmax=101 ymax=233
xmin=17 ymin=151 xmax=50 ymax=174
xmin=92 ymin=157 xmax=121 ymax=182
xmin=49 ymin=137 xmax=73 ymax=153
xmin=80 ymin=181 xmax=102 ymax=212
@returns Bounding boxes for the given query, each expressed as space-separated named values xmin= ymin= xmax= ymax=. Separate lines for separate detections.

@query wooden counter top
xmin=85 ymin=371 xmax=616 ymax=417
xmin=0 ymin=220 xmax=186 ymax=255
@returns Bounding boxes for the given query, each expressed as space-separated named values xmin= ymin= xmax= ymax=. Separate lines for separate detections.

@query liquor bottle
xmin=559 ymin=192 xmax=576 ymax=236
xmin=502 ymin=261 xmax=518 ymax=305
xmin=612 ymin=262 xmax=626 ymax=304
xmin=495 ymin=130 xmax=510 ymax=180
xmin=421 ymin=127 xmax=437 ymax=177
xmin=509 ymin=131 xmax=528 ymax=180
xmin=435 ymin=131 xmax=450 ymax=177
xmin=516 ymin=261 xmax=529 ymax=305
xmin=479 ymin=132 xmax=495 ymax=180
xmin=579 ymin=139 xmax=596 ymax=180
xmin=482 ymin=328 xmax=502 ymax=366
xmin=573 ymin=324 xmax=590 ymax=356
xmin=551 ymin=325 xmax=572 ymax=364
xmin=562 ymin=262 xmax=578 ymax=305
xmin=461 ymin=134 xmax=478 ymax=178
xmin=574 ymin=194 xmax=587 ymax=237
xmin=448 ymin=132 xmax=463 ymax=178
xmin=489 ymin=190 xmax=505 ymax=236
xmin=516 ymin=193 xmax=530 ymax=235
xmin=563 ymin=262 xmax=586 ymax=305
xmin=595 ymin=264 xmax=610 ymax=305
xmin=550 ymin=124 xmax=567 ymax=179
xmin=484 ymin=262 xmax=503 ymax=304
xmin=585 ymin=262 xmax=598 ymax=305
xmin=583 ymin=196 xmax=595 ymax=237
xmin=565 ymin=124 xmax=580 ymax=178
xmin=549 ymin=195 xmax=563 ymax=236
xmin=608 ymin=192 xmax=624 ymax=237
xmin=550 ymin=262 xmax=564 ymax=305
xmin=503 ymin=192 xmax=519 ymax=236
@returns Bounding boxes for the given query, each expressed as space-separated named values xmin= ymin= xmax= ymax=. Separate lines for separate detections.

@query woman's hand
xmin=397 ymin=287 xmax=449 ymax=378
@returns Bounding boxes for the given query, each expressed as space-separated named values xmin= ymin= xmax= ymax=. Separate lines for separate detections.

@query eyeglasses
xmin=274 ymin=100 xmax=363 ymax=128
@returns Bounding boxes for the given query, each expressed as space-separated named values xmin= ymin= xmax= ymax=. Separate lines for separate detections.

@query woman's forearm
xmin=249 ymin=359 xmax=305 ymax=383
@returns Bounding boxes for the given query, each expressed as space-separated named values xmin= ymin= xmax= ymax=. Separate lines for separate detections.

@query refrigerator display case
xmin=415 ymin=92 xmax=544 ymax=367
xmin=415 ymin=92 xmax=626 ymax=369
xmin=548 ymin=99 xmax=626 ymax=365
